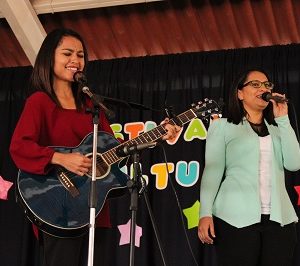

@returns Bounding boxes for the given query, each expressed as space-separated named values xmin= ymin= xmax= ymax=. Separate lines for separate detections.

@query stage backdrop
xmin=1 ymin=44 xmax=300 ymax=266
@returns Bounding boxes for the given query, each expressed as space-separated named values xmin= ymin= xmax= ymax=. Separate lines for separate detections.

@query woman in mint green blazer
xmin=198 ymin=69 xmax=300 ymax=266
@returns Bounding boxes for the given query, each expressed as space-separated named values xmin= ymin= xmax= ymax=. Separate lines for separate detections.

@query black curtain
xmin=1 ymin=44 xmax=300 ymax=266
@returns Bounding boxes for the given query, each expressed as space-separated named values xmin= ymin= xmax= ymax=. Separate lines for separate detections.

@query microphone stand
xmin=128 ymin=150 xmax=168 ymax=266
xmin=128 ymin=152 xmax=139 ymax=266
xmin=99 ymin=95 xmax=160 ymax=112
xmin=75 ymin=73 xmax=116 ymax=266
xmin=86 ymin=104 xmax=100 ymax=266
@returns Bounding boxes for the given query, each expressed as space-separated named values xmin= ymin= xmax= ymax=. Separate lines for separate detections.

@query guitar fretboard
xmin=101 ymin=109 xmax=197 ymax=165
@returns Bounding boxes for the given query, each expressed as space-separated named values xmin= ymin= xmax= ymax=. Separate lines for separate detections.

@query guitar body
xmin=16 ymin=131 xmax=128 ymax=238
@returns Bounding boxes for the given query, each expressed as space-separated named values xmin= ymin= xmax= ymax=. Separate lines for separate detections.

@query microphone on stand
xmin=261 ymin=92 xmax=288 ymax=103
xmin=73 ymin=71 xmax=115 ymax=120
xmin=116 ymin=142 xmax=157 ymax=157
xmin=73 ymin=71 xmax=87 ymax=84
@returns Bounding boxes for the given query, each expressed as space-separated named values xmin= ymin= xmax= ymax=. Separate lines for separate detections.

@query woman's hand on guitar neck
xmin=161 ymin=118 xmax=181 ymax=141
xmin=51 ymin=152 xmax=92 ymax=176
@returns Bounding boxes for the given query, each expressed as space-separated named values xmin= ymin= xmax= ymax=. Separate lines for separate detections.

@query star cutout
xmin=0 ymin=176 xmax=13 ymax=200
xmin=118 ymin=219 xmax=143 ymax=247
xmin=183 ymin=200 xmax=200 ymax=229
xmin=294 ymin=186 xmax=300 ymax=206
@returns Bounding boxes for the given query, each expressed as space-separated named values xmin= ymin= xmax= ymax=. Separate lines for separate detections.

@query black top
xmin=248 ymin=121 xmax=269 ymax=137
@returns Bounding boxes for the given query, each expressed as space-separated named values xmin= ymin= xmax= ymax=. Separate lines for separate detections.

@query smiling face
xmin=53 ymin=36 xmax=85 ymax=85
xmin=237 ymin=71 xmax=272 ymax=113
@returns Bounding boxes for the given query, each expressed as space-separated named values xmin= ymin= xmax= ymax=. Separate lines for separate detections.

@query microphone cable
xmin=159 ymin=143 xmax=199 ymax=266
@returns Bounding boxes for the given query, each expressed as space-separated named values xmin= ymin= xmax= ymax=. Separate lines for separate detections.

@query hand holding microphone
xmin=261 ymin=92 xmax=288 ymax=103
xmin=261 ymin=92 xmax=288 ymax=117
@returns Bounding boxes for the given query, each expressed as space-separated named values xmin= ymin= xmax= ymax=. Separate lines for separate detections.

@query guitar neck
xmin=102 ymin=109 xmax=197 ymax=165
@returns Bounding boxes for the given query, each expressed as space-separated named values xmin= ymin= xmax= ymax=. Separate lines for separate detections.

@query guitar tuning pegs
xmin=204 ymin=98 xmax=212 ymax=103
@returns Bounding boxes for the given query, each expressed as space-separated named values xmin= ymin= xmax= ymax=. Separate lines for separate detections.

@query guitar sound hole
xmin=86 ymin=154 xmax=110 ymax=179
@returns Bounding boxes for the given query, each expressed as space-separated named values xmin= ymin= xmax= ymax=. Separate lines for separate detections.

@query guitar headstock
xmin=191 ymin=98 xmax=222 ymax=121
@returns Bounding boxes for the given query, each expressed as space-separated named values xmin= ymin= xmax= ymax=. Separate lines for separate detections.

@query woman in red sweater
xmin=10 ymin=28 xmax=179 ymax=266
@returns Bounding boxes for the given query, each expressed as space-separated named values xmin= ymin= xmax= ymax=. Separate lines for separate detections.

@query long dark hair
xmin=28 ymin=28 xmax=88 ymax=110
xmin=227 ymin=69 xmax=276 ymax=125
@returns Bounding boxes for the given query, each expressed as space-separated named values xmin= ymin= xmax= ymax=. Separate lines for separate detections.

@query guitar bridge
xmin=58 ymin=171 xmax=80 ymax=198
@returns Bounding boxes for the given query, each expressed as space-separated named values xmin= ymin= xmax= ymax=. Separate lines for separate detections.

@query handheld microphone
xmin=73 ymin=71 xmax=115 ymax=120
xmin=261 ymin=92 xmax=288 ymax=103
xmin=116 ymin=142 xmax=157 ymax=157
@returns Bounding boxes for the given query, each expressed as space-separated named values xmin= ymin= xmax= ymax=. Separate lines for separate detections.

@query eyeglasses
xmin=240 ymin=80 xmax=274 ymax=90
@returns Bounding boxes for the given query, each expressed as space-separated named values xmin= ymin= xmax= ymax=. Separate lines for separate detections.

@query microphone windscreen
xmin=261 ymin=92 xmax=271 ymax=102
xmin=73 ymin=71 xmax=87 ymax=84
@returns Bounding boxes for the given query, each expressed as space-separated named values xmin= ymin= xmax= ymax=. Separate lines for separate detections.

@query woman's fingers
xmin=198 ymin=217 xmax=215 ymax=244
xmin=162 ymin=123 xmax=181 ymax=140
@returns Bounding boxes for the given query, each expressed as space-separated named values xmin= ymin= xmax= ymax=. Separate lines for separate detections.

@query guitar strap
xmin=57 ymin=171 xmax=80 ymax=197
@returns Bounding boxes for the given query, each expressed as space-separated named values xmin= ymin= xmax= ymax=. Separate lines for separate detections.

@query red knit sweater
xmin=10 ymin=91 xmax=113 ymax=228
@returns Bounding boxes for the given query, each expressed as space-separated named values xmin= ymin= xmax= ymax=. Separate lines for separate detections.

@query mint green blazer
xmin=200 ymin=115 xmax=300 ymax=227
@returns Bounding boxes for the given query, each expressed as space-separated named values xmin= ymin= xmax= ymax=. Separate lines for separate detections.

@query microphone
xmin=73 ymin=71 xmax=115 ymax=120
xmin=261 ymin=92 xmax=288 ymax=103
xmin=116 ymin=142 xmax=157 ymax=157
xmin=73 ymin=71 xmax=87 ymax=84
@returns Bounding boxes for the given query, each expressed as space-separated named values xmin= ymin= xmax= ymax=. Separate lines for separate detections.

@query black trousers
xmin=213 ymin=215 xmax=297 ymax=266
xmin=40 ymin=228 xmax=111 ymax=266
